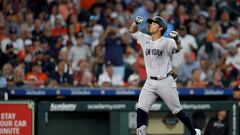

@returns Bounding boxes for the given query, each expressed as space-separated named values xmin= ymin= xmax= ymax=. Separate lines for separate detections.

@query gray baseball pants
xmin=137 ymin=76 xmax=182 ymax=114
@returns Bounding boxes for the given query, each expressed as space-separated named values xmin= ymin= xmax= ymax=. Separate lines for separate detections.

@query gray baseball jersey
xmin=130 ymin=31 xmax=182 ymax=114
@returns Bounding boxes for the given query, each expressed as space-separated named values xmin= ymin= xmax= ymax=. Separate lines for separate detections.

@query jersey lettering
xmin=145 ymin=49 xmax=164 ymax=56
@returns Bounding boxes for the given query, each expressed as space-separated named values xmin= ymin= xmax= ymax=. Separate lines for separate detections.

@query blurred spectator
xmin=99 ymin=25 xmax=125 ymax=80
xmin=58 ymin=0 xmax=74 ymax=20
xmin=82 ymin=23 xmax=96 ymax=46
xmin=85 ymin=15 xmax=103 ymax=45
xmin=173 ymin=25 xmax=198 ymax=68
xmin=177 ymin=52 xmax=200 ymax=84
xmin=73 ymin=59 xmax=94 ymax=87
xmin=124 ymin=44 xmax=137 ymax=81
xmin=199 ymin=59 xmax=213 ymax=82
xmin=122 ymin=30 xmax=137 ymax=81
xmin=46 ymin=78 xmax=58 ymax=88
xmin=224 ymin=27 xmax=240 ymax=49
xmin=219 ymin=10 xmax=232 ymax=35
xmin=32 ymin=19 xmax=43 ymax=39
xmin=60 ymin=39 xmax=73 ymax=58
xmin=0 ymin=12 xmax=6 ymax=40
xmin=80 ymin=0 xmax=98 ymax=10
xmin=18 ymin=39 xmax=33 ymax=63
xmin=25 ymin=62 xmax=48 ymax=87
xmin=57 ymin=49 xmax=71 ymax=74
xmin=127 ymin=73 xmax=140 ymax=88
xmin=1 ymin=26 xmax=24 ymax=53
xmin=114 ymin=2 xmax=127 ymax=26
xmin=63 ymin=24 xmax=77 ymax=45
xmin=233 ymin=76 xmax=240 ymax=100
xmin=40 ymin=38 xmax=56 ymax=74
xmin=51 ymin=16 xmax=67 ymax=37
xmin=49 ymin=2 xmax=61 ymax=28
xmin=186 ymin=69 xmax=208 ymax=88
xmin=13 ymin=64 xmax=25 ymax=87
xmin=0 ymin=76 xmax=7 ymax=88
xmin=1 ymin=43 xmax=18 ymax=67
xmin=165 ymin=0 xmax=178 ymax=16
xmin=20 ymin=11 xmax=34 ymax=34
xmin=1 ymin=63 xmax=14 ymax=87
xmin=51 ymin=36 xmax=64 ymax=59
xmin=172 ymin=4 xmax=189 ymax=28
xmin=66 ymin=13 xmax=81 ymax=33
xmin=198 ymin=37 xmax=226 ymax=66
xmin=98 ymin=61 xmax=123 ymax=87
xmin=91 ymin=45 xmax=104 ymax=81
xmin=161 ymin=11 xmax=174 ymax=38
xmin=68 ymin=33 xmax=91 ymax=71
xmin=204 ymin=110 xmax=228 ymax=135
xmin=133 ymin=0 xmax=155 ymax=31
xmin=135 ymin=51 xmax=146 ymax=86
xmin=208 ymin=70 xmax=225 ymax=88
xmin=222 ymin=42 xmax=240 ymax=82
xmin=50 ymin=60 xmax=73 ymax=87
xmin=195 ymin=11 xmax=209 ymax=45
xmin=42 ymin=24 xmax=53 ymax=45
xmin=207 ymin=5 xmax=217 ymax=28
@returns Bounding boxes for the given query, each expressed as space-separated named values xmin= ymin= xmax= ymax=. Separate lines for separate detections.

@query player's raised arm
xmin=129 ymin=16 xmax=144 ymax=33
xmin=169 ymin=31 xmax=182 ymax=53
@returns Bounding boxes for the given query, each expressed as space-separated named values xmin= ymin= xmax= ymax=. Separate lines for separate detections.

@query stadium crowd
xmin=0 ymin=0 xmax=239 ymax=89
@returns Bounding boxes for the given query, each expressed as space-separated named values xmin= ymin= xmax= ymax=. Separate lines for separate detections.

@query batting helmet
xmin=147 ymin=16 xmax=167 ymax=35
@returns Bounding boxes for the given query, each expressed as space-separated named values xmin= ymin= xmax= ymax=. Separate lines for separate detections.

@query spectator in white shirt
xmin=224 ymin=44 xmax=240 ymax=80
xmin=98 ymin=61 xmax=123 ymax=87
xmin=1 ymin=26 xmax=24 ymax=53
xmin=172 ymin=25 xmax=198 ymax=68
xmin=68 ymin=33 xmax=91 ymax=71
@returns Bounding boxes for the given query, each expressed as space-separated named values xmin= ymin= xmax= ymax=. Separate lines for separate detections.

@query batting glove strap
xmin=169 ymin=31 xmax=181 ymax=44
xmin=135 ymin=16 xmax=144 ymax=24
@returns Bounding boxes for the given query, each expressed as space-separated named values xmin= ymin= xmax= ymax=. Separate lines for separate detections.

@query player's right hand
xmin=135 ymin=16 xmax=144 ymax=24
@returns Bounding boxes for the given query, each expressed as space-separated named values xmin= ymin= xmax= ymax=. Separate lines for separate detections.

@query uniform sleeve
xmin=129 ymin=31 xmax=149 ymax=48
xmin=165 ymin=38 xmax=177 ymax=55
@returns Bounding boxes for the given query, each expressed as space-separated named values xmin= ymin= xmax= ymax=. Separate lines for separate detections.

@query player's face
xmin=147 ymin=22 xmax=162 ymax=34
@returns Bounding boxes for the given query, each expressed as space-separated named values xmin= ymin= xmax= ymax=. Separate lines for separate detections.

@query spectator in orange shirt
xmin=80 ymin=0 xmax=97 ymax=10
xmin=51 ymin=17 xmax=67 ymax=37
xmin=25 ymin=62 xmax=48 ymax=87
xmin=66 ymin=13 xmax=81 ymax=33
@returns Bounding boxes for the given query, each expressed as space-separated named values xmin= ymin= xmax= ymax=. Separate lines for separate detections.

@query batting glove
xmin=169 ymin=31 xmax=181 ymax=44
xmin=135 ymin=16 xmax=144 ymax=24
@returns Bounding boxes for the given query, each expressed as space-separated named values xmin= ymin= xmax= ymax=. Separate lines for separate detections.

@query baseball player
xmin=129 ymin=16 xmax=201 ymax=135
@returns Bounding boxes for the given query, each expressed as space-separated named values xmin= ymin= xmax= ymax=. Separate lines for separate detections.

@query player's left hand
xmin=169 ymin=31 xmax=179 ymax=40
xmin=169 ymin=31 xmax=181 ymax=44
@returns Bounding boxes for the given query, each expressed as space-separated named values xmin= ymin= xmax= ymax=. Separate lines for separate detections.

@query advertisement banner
xmin=0 ymin=101 xmax=34 ymax=135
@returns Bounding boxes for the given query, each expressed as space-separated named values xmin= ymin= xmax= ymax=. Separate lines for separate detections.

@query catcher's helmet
xmin=147 ymin=16 xmax=167 ymax=35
